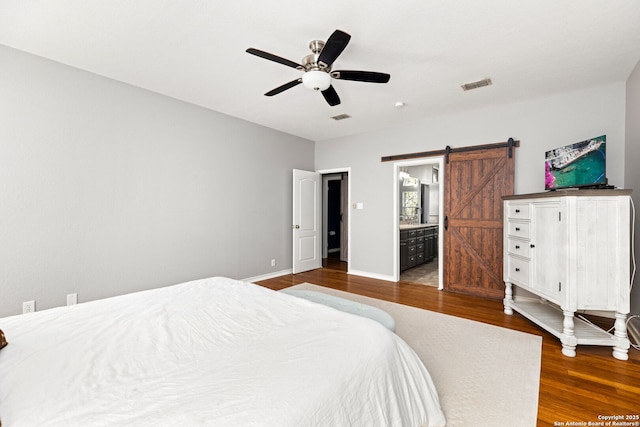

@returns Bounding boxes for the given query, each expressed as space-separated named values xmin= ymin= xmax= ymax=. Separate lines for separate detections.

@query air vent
xmin=461 ymin=78 xmax=493 ymax=91
xmin=331 ymin=114 xmax=352 ymax=121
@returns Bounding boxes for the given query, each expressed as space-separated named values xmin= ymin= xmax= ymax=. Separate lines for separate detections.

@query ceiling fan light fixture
xmin=302 ymin=70 xmax=331 ymax=91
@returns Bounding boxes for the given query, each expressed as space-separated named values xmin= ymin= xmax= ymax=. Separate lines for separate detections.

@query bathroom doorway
xmin=394 ymin=158 xmax=444 ymax=288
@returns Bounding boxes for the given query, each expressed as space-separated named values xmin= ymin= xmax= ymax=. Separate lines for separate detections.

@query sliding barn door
xmin=443 ymin=146 xmax=514 ymax=298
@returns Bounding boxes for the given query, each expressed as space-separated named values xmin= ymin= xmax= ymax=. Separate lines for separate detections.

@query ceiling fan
xmin=246 ymin=29 xmax=390 ymax=107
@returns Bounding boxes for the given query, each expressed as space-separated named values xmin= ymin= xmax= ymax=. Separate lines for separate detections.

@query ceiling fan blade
xmin=321 ymin=85 xmax=341 ymax=106
xmin=246 ymin=48 xmax=303 ymax=69
xmin=264 ymin=79 xmax=302 ymax=96
xmin=331 ymin=70 xmax=390 ymax=83
xmin=317 ymin=30 xmax=351 ymax=68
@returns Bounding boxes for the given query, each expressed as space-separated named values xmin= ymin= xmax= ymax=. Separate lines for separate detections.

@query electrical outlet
xmin=271 ymin=259 xmax=276 ymax=267
xmin=22 ymin=300 xmax=35 ymax=314
xmin=67 ymin=293 xmax=78 ymax=306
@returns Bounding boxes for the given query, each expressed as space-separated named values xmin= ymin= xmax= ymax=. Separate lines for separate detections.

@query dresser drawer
xmin=507 ymin=203 xmax=530 ymax=220
xmin=507 ymin=221 xmax=530 ymax=239
xmin=507 ymin=256 xmax=530 ymax=286
xmin=507 ymin=238 xmax=530 ymax=258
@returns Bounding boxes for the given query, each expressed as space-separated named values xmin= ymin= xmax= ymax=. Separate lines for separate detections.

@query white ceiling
xmin=2 ymin=1 xmax=640 ymax=141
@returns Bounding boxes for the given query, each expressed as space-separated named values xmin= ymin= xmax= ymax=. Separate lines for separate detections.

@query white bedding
xmin=0 ymin=277 xmax=445 ymax=426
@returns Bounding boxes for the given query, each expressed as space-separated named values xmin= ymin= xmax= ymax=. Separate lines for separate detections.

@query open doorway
xmin=292 ymin=168 xmax=350 ymax=274
xmin=322 ymin=172 xmax=348 ymax=271
xmin=393 ymin=158 xmax=444 ymax=288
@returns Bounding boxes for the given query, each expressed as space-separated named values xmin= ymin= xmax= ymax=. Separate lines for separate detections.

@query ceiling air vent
xmin=461 ymin=78 xmax=492 ymax=92
xmin=331 ymin=114 xmax=352 ymax=121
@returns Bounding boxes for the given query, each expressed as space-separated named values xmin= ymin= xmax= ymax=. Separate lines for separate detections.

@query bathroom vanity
xmin=399 ymin=224 xmax=438 ymax=272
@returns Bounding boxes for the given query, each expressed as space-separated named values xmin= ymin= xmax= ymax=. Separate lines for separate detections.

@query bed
xmin=0 ymin=277 xmax=445 ymax=426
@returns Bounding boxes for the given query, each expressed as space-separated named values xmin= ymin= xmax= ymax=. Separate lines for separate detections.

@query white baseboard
xmin=243 ymin=269 xmax=292 ymax=283
xmin=247 ymin=269 xmax=396 ymax=284
xmin=245 ymin=268 xmax=395 ymax=284
xmin=347 ymin=269 xmax=395 ymax=282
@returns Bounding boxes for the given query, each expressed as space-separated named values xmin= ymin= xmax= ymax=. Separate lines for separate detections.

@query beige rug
xmin=286 ymin=283 xmax=542 ymax=427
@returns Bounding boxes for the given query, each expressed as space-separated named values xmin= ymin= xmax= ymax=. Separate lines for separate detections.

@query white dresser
xmin=502 ymin=190 xmax=632 ymax=360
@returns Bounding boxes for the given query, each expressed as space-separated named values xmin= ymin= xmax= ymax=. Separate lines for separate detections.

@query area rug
xmin=284 ymin=283 xmax=542 ymax=427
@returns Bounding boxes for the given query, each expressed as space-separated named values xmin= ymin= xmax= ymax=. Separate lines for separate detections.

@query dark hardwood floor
xmin=256 ymin=266 xmax=640 ymax=427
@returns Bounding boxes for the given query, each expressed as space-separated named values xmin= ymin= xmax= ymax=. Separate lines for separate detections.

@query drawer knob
xmin=530 ymin=244 xmax=535 ymax=248
xmin=515 ymin=209 xmax=520 ymax=213
xmin=515 ymin=227 xmax=520 ymax=231
xmin=515 ymin=245 xmax=520 ymax=249
xmin=515 ymin=268 xmax=520 ymax=272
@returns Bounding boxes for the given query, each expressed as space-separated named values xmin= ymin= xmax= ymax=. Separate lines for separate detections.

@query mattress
xmin=0 ymin=277 xmax=445 ymax=426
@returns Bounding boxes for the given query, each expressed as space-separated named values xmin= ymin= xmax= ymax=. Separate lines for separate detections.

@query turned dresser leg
xmin=561 ymin=310 xmax=577 ymax=357
xmin=503 ymin=282 xmax=513 ymax=315
xmin=612 ymin=312 xmax=630 ymax=361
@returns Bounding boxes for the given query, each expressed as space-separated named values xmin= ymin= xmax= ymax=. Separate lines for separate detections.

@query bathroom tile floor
xmin=400 ymin=259 xmax=439 ymax=287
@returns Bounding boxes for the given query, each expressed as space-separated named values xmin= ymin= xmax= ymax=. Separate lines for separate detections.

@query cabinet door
xmin=400 ymin=243 xmax=408 ymax=271
xmin=425 ymin=235 xmax=433 ymax=260
xmin=432 ymin=229 xmax=438 ymax=258
xmin=530 ymin=202 xmax=565 ymax=304
xmin=400 ymin=232 xmax=409 ymax=272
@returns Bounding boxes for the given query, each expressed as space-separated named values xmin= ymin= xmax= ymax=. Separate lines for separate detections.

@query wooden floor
xmin=257 ymin=266 xmax=640 ymax=427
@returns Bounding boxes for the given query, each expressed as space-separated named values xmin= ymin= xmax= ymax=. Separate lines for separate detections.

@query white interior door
xmin=293 ymin=169 xmax=321 ymax=273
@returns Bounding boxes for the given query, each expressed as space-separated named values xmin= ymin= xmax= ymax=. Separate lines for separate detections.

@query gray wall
xmin=0 ymin=46 xmax=314 ymax=317
xmin=315 ymin=83 xmax=627 ymax=282
xmin=625 ymin=58 xmax=640 ymax=314
xmin=2 ymin=42 xmax=636 ymax=318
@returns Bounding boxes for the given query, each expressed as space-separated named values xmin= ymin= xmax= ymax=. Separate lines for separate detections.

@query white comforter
xmin=0 ymin=277 xmax=445 ymax=426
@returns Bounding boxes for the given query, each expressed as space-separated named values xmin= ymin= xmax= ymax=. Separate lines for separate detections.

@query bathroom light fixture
xmin=403 ymin=177 xmax=419 ymax=187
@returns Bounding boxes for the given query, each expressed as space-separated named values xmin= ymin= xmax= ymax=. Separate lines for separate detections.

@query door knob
xmin=292 ymin=225 xmax=300 ymax=229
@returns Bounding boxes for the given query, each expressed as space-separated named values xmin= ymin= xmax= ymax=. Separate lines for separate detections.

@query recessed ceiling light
xmin=395 ymin=101 xmax=406 ymax=108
